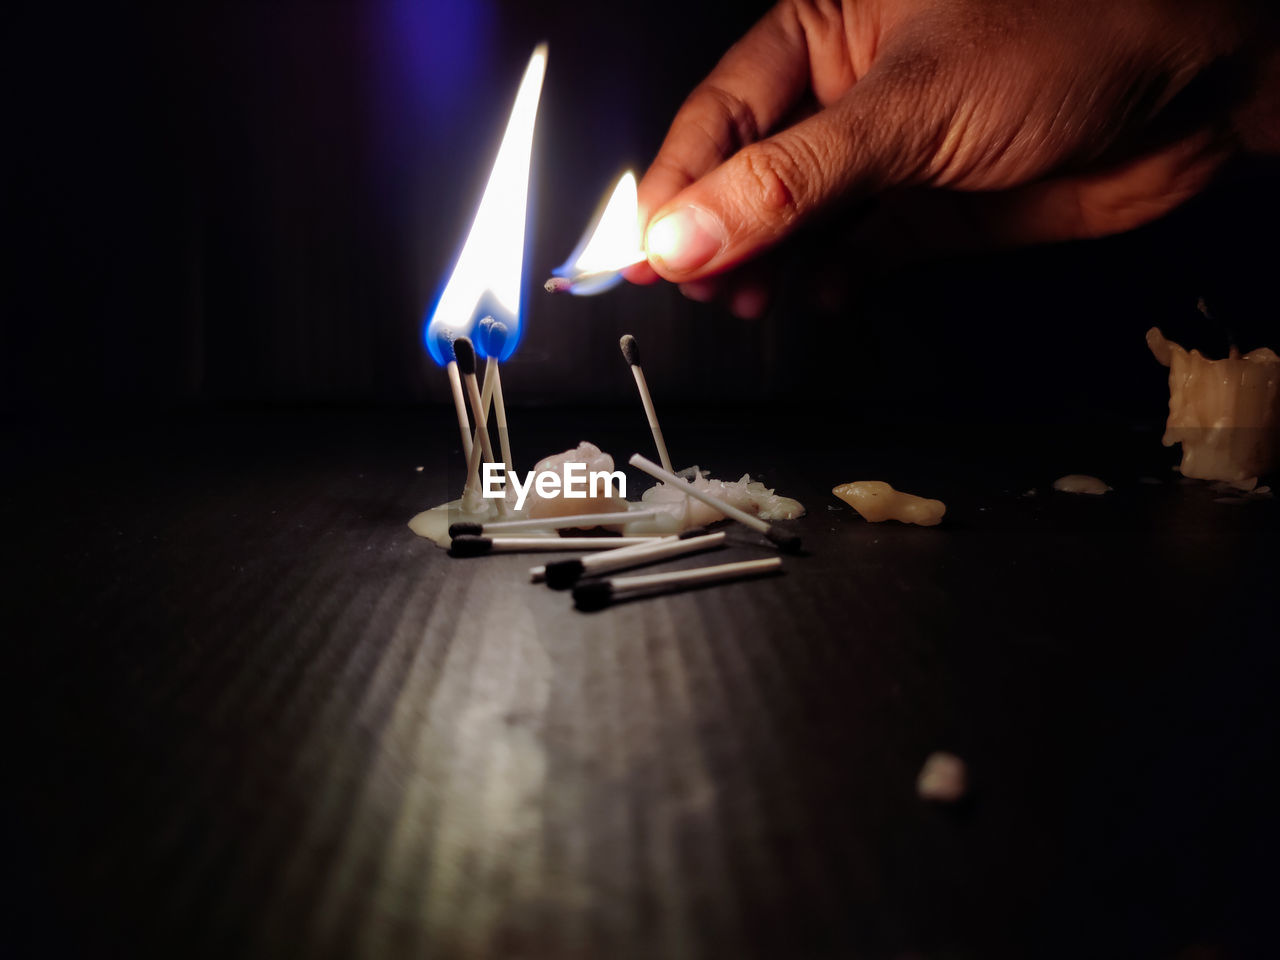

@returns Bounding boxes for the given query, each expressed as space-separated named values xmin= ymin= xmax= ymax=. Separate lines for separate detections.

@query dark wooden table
xmin=7 ymin=407 xmax=1277 ymax=959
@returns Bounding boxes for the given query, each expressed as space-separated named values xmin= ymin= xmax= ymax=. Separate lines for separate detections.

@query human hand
xmin=626 ymin=0 xmax=1276 ymax=316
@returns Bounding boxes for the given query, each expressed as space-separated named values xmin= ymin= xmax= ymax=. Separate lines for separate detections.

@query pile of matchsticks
xmin=440 ymin=328 xmax=801 ymax=610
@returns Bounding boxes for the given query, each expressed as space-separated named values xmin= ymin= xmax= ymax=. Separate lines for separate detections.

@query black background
xmin=5 ymin=0 xmax=1277 ymax=422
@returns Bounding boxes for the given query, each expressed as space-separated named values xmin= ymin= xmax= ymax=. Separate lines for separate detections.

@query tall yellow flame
xmin=427 ymin=45 xmax=546 ymax=362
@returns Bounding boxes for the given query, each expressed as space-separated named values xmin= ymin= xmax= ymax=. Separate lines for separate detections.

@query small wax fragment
xmin=917 ymin=752 xmax=967 ymax=803
xmin=832 ymin=481 xmax=945 ymax=526
xmin=1052 ymin=474 xmax=1112 ymax=495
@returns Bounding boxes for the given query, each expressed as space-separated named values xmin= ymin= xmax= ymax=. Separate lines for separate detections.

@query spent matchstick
xmin=628 ymin=453 xmax=802 ymax=553
xmin=572 ymin=557 xmax=783 ymax=610
xmin=454 ymin=337 xmax=509 ymax=516
xmin=619 ymin=334 xmax=673 ymax=472
xmin=542 ymin=530 xmax=726 ymax=589
xmin=449 ymin=508 xmax=660 ymax=539
xmin=449 ymin=535 xmax=661 ymax=558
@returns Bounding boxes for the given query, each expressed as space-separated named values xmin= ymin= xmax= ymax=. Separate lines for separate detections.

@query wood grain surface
xmin=7 ymin=407 xmax=1277 ymax=959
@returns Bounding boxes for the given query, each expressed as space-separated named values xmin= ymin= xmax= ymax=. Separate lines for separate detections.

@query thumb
xmin=643 ymin=71 xmax=929 ymax=281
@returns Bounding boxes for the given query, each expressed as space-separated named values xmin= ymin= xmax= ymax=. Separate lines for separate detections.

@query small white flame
xmin=551 ymin=171 xmax=646 ymax=295
xmin=426 ymin=45 xmax=546 ymax=362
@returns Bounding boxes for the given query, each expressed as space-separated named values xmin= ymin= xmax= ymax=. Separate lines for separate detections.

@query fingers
xmin=636 ymin=3 xmax=811 ymax=215
xmin=973 ymin=129 xmax=1229 ymax=245
xmin=627 ymin=2 xmax=812 ymax=286
xmin=644 ymin=65 xmax=929 ymax=282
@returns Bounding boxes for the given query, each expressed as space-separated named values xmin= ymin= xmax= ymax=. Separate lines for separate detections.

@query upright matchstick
xmin=482 ymin=318 xmax=514 ymax=472
xmin=454 ymin=337 xmax=509 ymax=516
xmin=444 ymin=346 xmax=473 ymax=462
xmin=619 ymin=334 xmax=673 ymax=472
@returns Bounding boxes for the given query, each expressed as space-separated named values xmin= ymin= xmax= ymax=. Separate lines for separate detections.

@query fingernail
xmin=646 ymin=206 xmax=725 ymax=274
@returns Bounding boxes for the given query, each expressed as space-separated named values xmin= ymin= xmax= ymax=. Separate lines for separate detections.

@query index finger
xmin=626 ymin=3 xmax=810 ymax=284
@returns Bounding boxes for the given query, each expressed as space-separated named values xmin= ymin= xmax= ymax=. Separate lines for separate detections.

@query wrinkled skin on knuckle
xmin=904 ymin=0 xmax=1242 ymax=190
xmin=734 ymin=140 xmax=803 ymax=231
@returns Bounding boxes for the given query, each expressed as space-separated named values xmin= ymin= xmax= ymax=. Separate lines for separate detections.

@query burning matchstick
xmin=480 ymin=318 xmax=514 ymax=472
xmin=444 ymin=342 xmax=473 ymax=462
xmin=455 ymin=336 xmax=509 ymax=516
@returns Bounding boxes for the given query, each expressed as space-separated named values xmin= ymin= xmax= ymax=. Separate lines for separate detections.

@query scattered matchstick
xmin=528 ymin=527 xmax=710 ymax=582
xmin=449 ymin=508 xmax=660 ymax=539
xmin=481 ymin=318 xmax=514 ymax=472
xmin=572 ymin=557 xmax=783 ymax=610
xmin=449 ymin=535 xmax=661 ymax=558
xmin=620 ymin=334 xmax=673 ymax=472
xmin=543 ymin=530 xmax=726 ymax=589
xmin=454 ymin=337 xmax=509 ymax=516
xmin=628 ymin=453 xmax=802 ymax=552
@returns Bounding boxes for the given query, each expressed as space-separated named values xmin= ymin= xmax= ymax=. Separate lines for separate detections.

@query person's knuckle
xmin=700 ymin=83 xmax=760 ymax=151
xmin=737 ymin=134 xmax=826 ymax=225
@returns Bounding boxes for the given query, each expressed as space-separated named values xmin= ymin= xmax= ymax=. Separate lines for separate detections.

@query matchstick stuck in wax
xmin=481 ymin=318 xmax=514 ymax=472
xmin=619 ymin=334 xmax=673 ymax=472
xmin=628 ymin=453 xmax=802 ymax=553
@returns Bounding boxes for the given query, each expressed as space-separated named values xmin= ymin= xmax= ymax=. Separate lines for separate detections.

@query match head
xmin=765 ymin=526 xmax=803 ymax=554
xmin=619 ymin=334 xmax=641 ymax=366
xmin=483 ymin=319 xmax=509 ymax=358
xmin=448 ymin=521 xmax=482 ymax=538
xmin=543 ymin=558 xmax=586 ymax=590
xmin=453 ymin=336 xmax=477 ymax=376
xmin=572 ymin=580 xmax=615 ymax=611
xmin=448 ymin=535 xmax=493 ymax=558
xmin=544 ymin=277 xmax=572 ymax=293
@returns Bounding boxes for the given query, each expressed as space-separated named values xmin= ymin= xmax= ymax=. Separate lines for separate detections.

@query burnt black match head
xmin=448 ymin=535 xmax=493 ymax=558
xmin=543 ymin=558 xmax=586 ymax=590
xmin=448 ymin=521 xmax=482 ymax=538
xmin=765 ymin=526 xmax=803 ymax=554
xmin=619 ymin=334 xmax=640 ymax=367
xmin=453 ymin=336 xmax=477 ymax=375
xmin=572 ymin=580 xmax=615 ymax=611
